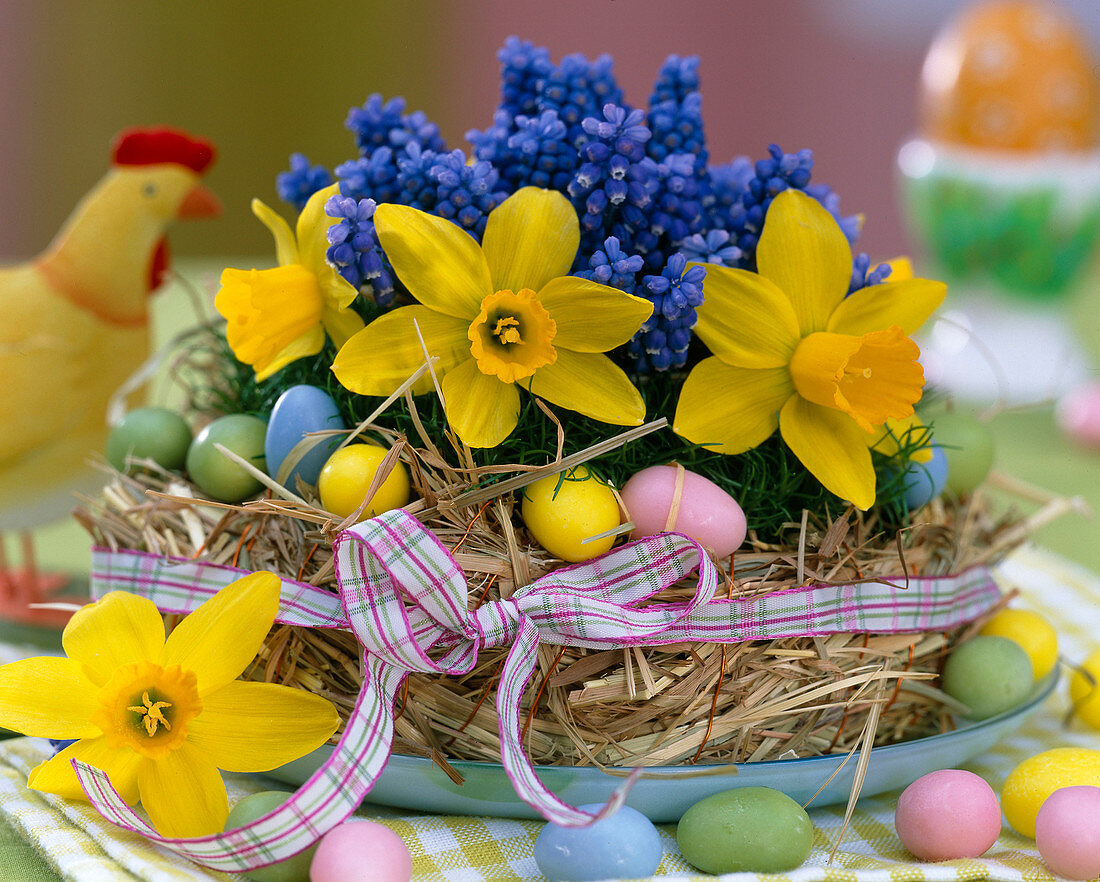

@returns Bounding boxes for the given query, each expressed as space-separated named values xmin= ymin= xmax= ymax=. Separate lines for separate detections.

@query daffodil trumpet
xmin=673 ymin=189 xmax=946 ymax=510
xmin=332 ymin=186 xmax=654 ymax=449
xmin=0 ymin=573 xmax=339 ymax=838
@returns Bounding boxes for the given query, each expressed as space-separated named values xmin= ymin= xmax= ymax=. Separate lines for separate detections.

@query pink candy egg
xmin=1056 ymin=384 xmax=1100 ymax=448
xmin=310 ymin=821 xmax=412 ymax=882
xmin=621 ymin=465 xmax=746 ymax=558
xmin=894 ymin=769 xmax=1001 ymax=861
xmin=1035 ymin=786 xmax=1100 ymax=879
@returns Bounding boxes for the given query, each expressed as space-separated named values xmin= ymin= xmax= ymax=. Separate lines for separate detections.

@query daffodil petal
xmin=692 ymin=264 xmax=801 ymax=368
xmin=374 ymin=204 xmax=491 ymax=319
xmin=826 ymin=279 xmax=947 ymax=337
xmin=0 ymin=657 xmax=100 ymax=737
xmin=63 ymin=591 xmax=164 ymax=687
xmin=29 ymin=737 xmax=143 ymax=805
xmin=332 ymin=306 xmax=470 ymax=397
xmin=317 ymin=262 xmax=360 ymax=313
xmin=138 ymin=742 xmax=228 ymax=837
xmin=162 ymin=572 xmax=279 ymax=697
xmin=879 ymin=256 xmax=913 ymax=281
xmin=537 ymin=277 xmax=653 ymax=352
xmin=295 ymin=183 xmax=342 ymax=277
xmin=481 ymin=187 xmax=580 ymax=294
xmin=442 ymin=360 xmax=520 ymax=448
xmin=187 ymin=681 xmax=339 ymax=773
xmin=321 ymin=304 xmax=366 ymax=349
xmin=779 ymin=396 xmax=876 ymax=510
xmin=253 ymin=325 xmax=326 ymax=383
xmin=756 ymin=190 xmax=852 ymax=336
xmin=250 ymin=199 xmax=299 ymax=267
xmin=673 ymin=359 xmax=793 ymax=453
xmin=527 ymin=350 xmax=646 ymax=426
xmin=869 ymin=414 xmax=933 ymax=463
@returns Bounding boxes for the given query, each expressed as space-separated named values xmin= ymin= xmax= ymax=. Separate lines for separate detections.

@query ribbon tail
xmin=496 ymin=617 xmax=640 ymax=827
xmin=72 ymin=653 xmax=405 ymax=873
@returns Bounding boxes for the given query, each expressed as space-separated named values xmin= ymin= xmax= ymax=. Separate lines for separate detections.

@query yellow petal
xmin=295 ymin=183 xmax=342 ymax=278
xmin=28 ymin=737 xmax=143 ymax=805
xmin=187 ymin=681 xmax=339 ymax=773
xmin=756 ymin=190 xmax=852 ymax=336
xmin=442 ymin=359 xmax=520 ymax=448
xmin=254 ymin=325 xmax=326 ymax=383
xmin=869 ymin=414 xmax=933 ymax=463
xmin=137 ymin=742 xmax=228 ymax=837
xmin=692 ymin=264 xmax=801 ymax=368
xmin=779 ymin=396 xmax=876 ymax=510
xmin=673 ymin=359 xmax=793 ymax=453
xmin=250 ymin=199 xmax=299 ymax=267
xmin=332 ymin=306 xmax=470 ymax=397
xmin=537 ymin=277 xmax=653 ymax=352
xmin=877 ymin=256 xmax=913 ymax=281
xmin=526 ymin=350 xmax=646 ymax=426
xmin=161 ymin=572 xmax=279 ymax=697
xmin=63 ymin=591 xmax=164 ymax=687
xmin=481 ymin=187 xmax=580 ymax=294
xmin=374 ymin=203 xmax=491 ymax=319
xmin=321 ymin=304 xmax=367 ymax=349
xmin=826 ymin=278 xmax=947 ymax=337
xmin=0 ymin=657 xmax=100 ymax=738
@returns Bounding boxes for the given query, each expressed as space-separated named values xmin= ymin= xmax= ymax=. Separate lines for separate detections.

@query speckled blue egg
xmin=534 ymin=804 xmax=662 ymax=882
xmin=264 ymin=385 xmax=345 ymax=489
xmin=901 ymin=445 xmax=950 ymax=510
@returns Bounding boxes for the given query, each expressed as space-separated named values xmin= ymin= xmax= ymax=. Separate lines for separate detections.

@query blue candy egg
xmin=901 ymin=445 xmax=950 ymax=510
xmin=264 ymin=385 xmax=346 ymax=489
xmin=534 ymin=804 xmax=663 ymax=882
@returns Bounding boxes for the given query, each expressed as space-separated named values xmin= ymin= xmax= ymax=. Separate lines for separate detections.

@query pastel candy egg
xmin=941 ymin=635 xmax=1033 ymax=720
xmin=1035 ymin=786 xmax=1100 ymax=879
xmin=521 ymin=466 xmax=620 ymax=562
xmin=979 ymin=608 xmax=1058 ymax=679
xmin=309 ymin=821 xmax=411 ymax=882
xmin=931 ymin=412 xmax=995 ymax=496
xmin=1069 ymin=649 xmax=1100 ymax=729
xmin=1056 ymin=384 xmax=1100 ymax=448
xmin=534 ymin=804 xmax=662 ymax=881
xmin=106 ymin=407 xmax=192 ymax=473
xmin=893 ymin=769 xmax=1001 ymax=861
xmin=265 ymin=385 xmax=346 ymax=488
xmin=676 ymin=787 xmax=813 ymax=874
xmin=225 ymin=791 xmax=315 ymax=882
xmin=621 ymin=466 xmax=746 ymax=558
xmin=186 ymin=414 xmax=267 ymax=503
xmin=901 ymin=445 xmax=950 ymax=510
xmin=317 ymin=444 xmax=410 ymax=522
xmin=1002 ymin=747 xmax=1100 ymax=837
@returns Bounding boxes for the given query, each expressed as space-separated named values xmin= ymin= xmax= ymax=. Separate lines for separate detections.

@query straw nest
xmin=79 ymin=404 xmax=1056 ymax=789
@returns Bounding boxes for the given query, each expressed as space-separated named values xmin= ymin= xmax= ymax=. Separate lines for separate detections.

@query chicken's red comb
xmin=111 ymin=127 xmax=216 ymax=174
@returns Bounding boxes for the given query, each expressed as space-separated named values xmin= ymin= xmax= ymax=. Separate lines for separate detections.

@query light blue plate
xmin=266 ymin=672 xmax=1057 ymax=822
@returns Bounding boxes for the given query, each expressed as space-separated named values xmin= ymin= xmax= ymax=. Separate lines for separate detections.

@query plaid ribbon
xmin=81 ymin=508 xmax=1002 ymax=873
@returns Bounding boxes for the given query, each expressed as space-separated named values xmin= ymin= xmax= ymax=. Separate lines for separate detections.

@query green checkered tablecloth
xmin=0 ymin=543 xmax=1095 ymax=881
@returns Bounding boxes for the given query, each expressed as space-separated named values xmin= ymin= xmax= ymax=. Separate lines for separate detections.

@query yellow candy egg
xmin=920 ymin=1 xmax=1100 ymax=151
xmin=521 ymin=466 xmax=620 ymax=563
xmin=1002 ymin=747 xmax=1100 ymax=837
xmin=317 ymin=443 xmax=410 ymax=521
xmin=1069 ymin=649 xmax=1100 ymax=730
xmin=979 ymin=608 xmax=1059 ymax=679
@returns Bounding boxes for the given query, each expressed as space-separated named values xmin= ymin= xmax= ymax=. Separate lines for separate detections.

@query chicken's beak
xmin=178 ymin=184 xmax=222 ymax=218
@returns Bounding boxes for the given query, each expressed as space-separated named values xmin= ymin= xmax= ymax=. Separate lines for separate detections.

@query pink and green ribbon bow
xmin=81 ymin=508 xmax=1001 ymax=873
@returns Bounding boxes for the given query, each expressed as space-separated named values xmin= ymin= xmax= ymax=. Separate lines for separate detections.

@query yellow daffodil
xmin=0 ymin=573 xmax=338 ymax=838
xmin=216 ymin=184 xmax=365 ymax=381
xmin=673 ymin=190 xmax=946 ymax=509
xmin=332 ymin=187 xmax=654 ymax=448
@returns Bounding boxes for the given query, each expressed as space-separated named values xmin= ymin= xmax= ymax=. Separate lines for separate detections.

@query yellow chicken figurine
xmin=0 ymin=127 xmax=219 ymax=620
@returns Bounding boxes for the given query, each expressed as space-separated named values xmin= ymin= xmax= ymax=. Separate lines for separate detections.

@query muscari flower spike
xmin=482 ymin=109 xmax=579 ymax=193
xmin=325 ymin=194 xmax=396 ymax=306
xmin=573 ymin=235 xmax=645 ymax=294
xmin=335 ymin=146 xmax=402 ymax=205
xmin=650 ymin=54 xmax=701 ymax=106
xmin=627 ymin=252 xmax=707 ymax=372
xmin=345 ymin=94 xmax=446 ymax=157
xmin=538 ymin=52 xmax=623 ymax=146
xmin=498 ymin=36 xmax=553 ymax=119
xmin=276 ymin=153 xmax=333 ymax=212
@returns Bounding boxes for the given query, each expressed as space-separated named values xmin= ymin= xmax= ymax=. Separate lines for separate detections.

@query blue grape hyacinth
xmin=324 ymin=194 xmax=396 ymax=306
xmin=277 ymin=153 xmax=333 ymax=211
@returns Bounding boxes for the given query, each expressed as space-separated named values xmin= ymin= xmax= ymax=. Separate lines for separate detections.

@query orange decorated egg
xmin=920 ymin=1 xmax=1100 ymax=152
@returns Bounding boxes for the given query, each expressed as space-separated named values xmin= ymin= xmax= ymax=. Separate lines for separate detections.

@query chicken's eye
xmin=143 ymin=183 xmax=158 ymax=198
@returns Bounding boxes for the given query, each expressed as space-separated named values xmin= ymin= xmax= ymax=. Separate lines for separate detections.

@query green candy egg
xmin=185 ymin=414 xmax=267 ymax=503
xmin=942 ymin=635 xmax=1033 ymax=720
xmin=106 ymin=407 xmax=192 ymax=473
xmin=676 ymin=786 xmax=814 ymax=874
xmin=930 ymin=412 xmax=994 ymax=497
xmin=224 ymin=791 xmax=314 ymax=882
